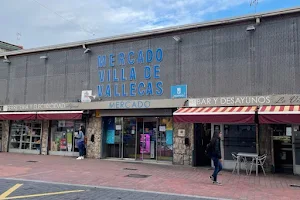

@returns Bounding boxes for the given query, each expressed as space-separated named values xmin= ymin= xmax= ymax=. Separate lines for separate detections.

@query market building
xmin=1 ymin=7 xmax=300 ymax=175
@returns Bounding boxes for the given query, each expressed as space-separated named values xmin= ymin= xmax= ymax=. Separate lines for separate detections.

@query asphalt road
xmin=0 ymin=179 xmax=223 ymax=200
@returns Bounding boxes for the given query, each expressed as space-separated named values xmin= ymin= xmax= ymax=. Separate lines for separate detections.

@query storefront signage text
xmin=108 ymin=100 xmax=151 ymax=109
xmin=97 ymin=48 xmax=164 ymax=98
xmin=189 ymin=94 xmax=300 ymax=107
xmin=4 ymin=103 xmax=79 ymax=111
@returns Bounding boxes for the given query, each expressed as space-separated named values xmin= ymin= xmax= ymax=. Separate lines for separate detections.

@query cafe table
xmin=237 ymin=152 xmax=259 ymax=176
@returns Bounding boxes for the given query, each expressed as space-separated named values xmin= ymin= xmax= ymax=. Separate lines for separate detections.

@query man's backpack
xmin=205 ymin=142 xmax=213 ymax=157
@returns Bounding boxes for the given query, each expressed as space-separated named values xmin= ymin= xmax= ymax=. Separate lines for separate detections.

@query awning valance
xmin=36 ymin=111 xmax=83 ymax=120
xmin=258 ymin=105 xmax=300 ymax=124
xmin=173 ymin=106 xmax=257 ymax=123
xmin=0 ymin=112 xmax=36 ymax=120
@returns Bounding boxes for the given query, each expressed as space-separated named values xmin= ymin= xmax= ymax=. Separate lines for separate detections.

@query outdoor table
xmin=237 ymin=152 xmax=259 ymax=176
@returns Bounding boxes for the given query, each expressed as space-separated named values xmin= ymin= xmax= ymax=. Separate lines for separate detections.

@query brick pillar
xmin=41 ymin=121 xmax=49 ymax=155
xmin=1 ymin=121 xmax=10 ymax=152
xmin=173 ymin=122 xmax=194 ymax=165
xmin=86 ymin=117 xmax=102 ymax=159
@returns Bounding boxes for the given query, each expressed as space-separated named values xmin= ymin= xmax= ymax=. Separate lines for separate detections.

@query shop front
xmin=9 ymin=120 xmax=42 ymax=154
xmin=48 ymin=119 xmax=86 ymax=157
xmin=101 ymin=109 xmax=173 ymax=162
xmin=0 ymin=111 xmax=84 ymax=156
xmin=173 ymin=106 xmax=258 ymax=170
xmin=258 ymin=106 xmax=300 ymax=174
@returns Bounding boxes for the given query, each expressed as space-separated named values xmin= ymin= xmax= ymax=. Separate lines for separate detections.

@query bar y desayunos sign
xmin=188 ymin=94 xmax=300 ymax=107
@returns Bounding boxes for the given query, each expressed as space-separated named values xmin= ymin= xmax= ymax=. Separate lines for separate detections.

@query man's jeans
xmin=212 ymin=157 xmax=223 ymax=182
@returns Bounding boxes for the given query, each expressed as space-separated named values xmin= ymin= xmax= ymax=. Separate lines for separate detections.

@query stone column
xmin=86 ymin=117 xmax=102 ymax=159
xmin=41 ymin=121 xmax=49 ymax=155
xmin=259 ymin=124 xmax=272 ymax=172
xmin=173 ymin=122 xmax=194 ymax=165
xmin=1 ymin=121 xmax=10 ymax=152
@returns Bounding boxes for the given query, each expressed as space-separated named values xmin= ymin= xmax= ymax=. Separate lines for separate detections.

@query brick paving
xmin=0 ymin=153 xmax=300 ymax=200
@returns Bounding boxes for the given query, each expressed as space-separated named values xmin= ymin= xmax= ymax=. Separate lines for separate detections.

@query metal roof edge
xmin=1 ymin=6 xmax=300 ymax=57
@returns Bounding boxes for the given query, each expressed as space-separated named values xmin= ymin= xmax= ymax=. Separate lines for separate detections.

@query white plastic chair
xmin=249 ymin=154 xmax=267 ymax=176
xmin=231 ymin=152 xmax=238 ymax=174
xmin=232 ymin=152 xmax=249 ymax=175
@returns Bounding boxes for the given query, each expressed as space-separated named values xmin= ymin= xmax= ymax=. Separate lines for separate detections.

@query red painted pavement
xmin=0 ymin=153 xmax=300 ymax=200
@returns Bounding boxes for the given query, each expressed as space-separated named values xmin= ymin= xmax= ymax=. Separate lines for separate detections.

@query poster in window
xmin=58 ymin=121 xmax=65 ymax=128
xmin=166 ymin=130 xmax=173 ymax=145
xmin=159 ymin=126 xmax=166 ymax=132
xmin=286 ymin=127 xmax=292 ymax=136
xmin=106 ymin=130 xmax=115 ymax=144
xmin=116 ymin=125 xmax=122 ymax=131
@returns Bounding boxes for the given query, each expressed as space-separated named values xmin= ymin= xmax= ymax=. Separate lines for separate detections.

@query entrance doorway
xmin=103 ymin=116 xmax=173 ymax=162
xmin=272 ymin=125 xmax=293 ymax=173
xmin=292 ymin=125 xmax=300 ymax=174
xmin=193 ymin=123 xmax=211 ymax=166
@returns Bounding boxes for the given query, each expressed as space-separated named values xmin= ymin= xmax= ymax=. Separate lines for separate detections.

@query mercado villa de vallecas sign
xmin=97 ymin=48 xmax=164 ymax=98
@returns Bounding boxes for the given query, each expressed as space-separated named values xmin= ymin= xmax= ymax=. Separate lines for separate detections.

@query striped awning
xmin=0 ymin=112 xmax=36 ymax=120
xmin=174 ymin=106 xmax=257 ymax=123
xmin=259 ymin=105 xmax=300 ymax=124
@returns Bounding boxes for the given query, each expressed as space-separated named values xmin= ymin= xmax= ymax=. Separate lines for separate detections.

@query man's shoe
xmin=210 ymin=176 xmax=214 ymax=182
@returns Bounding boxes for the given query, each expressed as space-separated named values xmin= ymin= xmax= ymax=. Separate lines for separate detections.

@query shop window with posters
xmin=9 ymin=121 xmax=42 ymax=154
xmin=49 ymin=120 xmax=85 ymax=156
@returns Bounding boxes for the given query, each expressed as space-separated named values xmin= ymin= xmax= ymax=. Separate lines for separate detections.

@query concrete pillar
xmin=173 ymin=122 xmax=194 ymax=165
xmin=41 ymin=121 xmax=49 ymax=155
xmin=1 ymin=121 xmax=10 ymax=152
xmin=86 ymin=117 xmax=102 ymax=159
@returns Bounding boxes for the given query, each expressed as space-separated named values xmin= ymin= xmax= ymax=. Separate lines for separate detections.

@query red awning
xmin=36 ymin=111 xmax=83 ymax=120
xmin=258 ymin=105 xmax=300 ymax=124
xmin=0 ymin=112 xmax=36 ymax=120
xmin=173 ymin=106 xmax=257 ymax=123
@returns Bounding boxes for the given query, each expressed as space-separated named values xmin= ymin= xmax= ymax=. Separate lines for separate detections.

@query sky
xmin=1 ymin=0 xmax=300 ymax=49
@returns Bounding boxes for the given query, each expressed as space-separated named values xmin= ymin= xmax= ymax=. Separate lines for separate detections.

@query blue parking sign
xmin=171 ymin=85 xmax=187 ymax=98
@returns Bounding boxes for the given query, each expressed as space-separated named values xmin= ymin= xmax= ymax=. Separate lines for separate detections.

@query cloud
xmin=0 ymin=0 xmax=250 ymax=48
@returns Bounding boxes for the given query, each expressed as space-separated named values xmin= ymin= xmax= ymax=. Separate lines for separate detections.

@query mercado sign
xmin=188 ymin=94 xmax=300 ymax=107
xmin=97 ymin=48 xmax=164 ymax=98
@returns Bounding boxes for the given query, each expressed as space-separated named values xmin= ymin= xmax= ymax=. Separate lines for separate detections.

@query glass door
xmin=141 ymin=118 xmax=157 ymax=160
xmin=157 ymin=117 xmax=173 ymax=161
xmin=292 ymin=125 xmax=300 ymax=174
xmin=123 ymin=117 xmax=137 ymax=159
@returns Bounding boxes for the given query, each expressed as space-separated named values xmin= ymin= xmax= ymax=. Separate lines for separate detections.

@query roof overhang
xmin=1 ymin=7 xmax=300 ymax=57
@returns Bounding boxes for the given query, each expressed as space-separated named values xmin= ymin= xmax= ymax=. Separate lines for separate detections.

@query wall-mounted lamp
xmin=173 ymin=36 xmax=182 ymax=42
xmin=88 ymin=95 xmax=96 ymax=100
xmin=82 ymin=44 xmax=91 ymax=54
xmin=246 ymin=25 xmax=256 ymax=32
xmin=256 ymin=17 xmax=260 ymax=24
xmin=40 ymin=55 xmax=48 ymax=60
xmin=3 ymin=55 xmax=10 ymax=63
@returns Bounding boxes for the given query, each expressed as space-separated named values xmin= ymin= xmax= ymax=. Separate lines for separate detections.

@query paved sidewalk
xmin=0 ymin=153 xmax=300 ymax=200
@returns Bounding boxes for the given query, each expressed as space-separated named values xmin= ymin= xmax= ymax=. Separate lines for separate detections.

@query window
xmin=224 ymin=125 xmax=256 ymax=160
xmin=50 ymin=120 xmax=85 ymax=152
xmin=9 ymin=121 xmax=42 ymax=151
